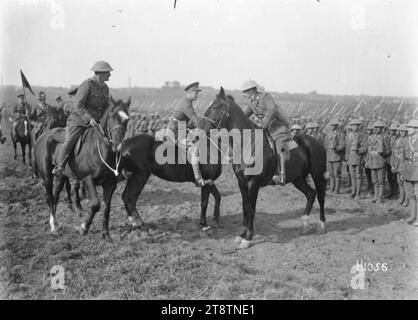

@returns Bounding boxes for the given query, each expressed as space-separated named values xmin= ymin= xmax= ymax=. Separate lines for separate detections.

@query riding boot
xmin=329 ymin=177 xmax=335 ymax=194
xmin=355 ymin=177 xmax=362 ymax=200
xmin=192 ymin=163 xmax=213 ymax=187
xmin=272 ymin=152 xmax=286 ymax=185
xmin=372 ymin=184 xmax=379 ymax=203
xmin=350 ymin=175 xmax=357 ymax=198
xmin=335 ymin=177 xmax=341 ymax=195
xmin=376 ymin=185 xmax=384 ymax=204
xmin=405 ymin=200 xmax=417 ymax=224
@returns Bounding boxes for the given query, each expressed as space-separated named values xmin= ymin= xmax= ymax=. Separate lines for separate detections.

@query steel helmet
xmin=291 ymin=124 xmax=302 ymax=131
xmin=366 ymin=123 xmax=375 ymax=130
xmin=373 ymin=120 xmax=386 ymax=128
xmin=329 ymin=119 xmax=340 ymax=126
xmin=397 ymin=124 xmax=409 ymax=132
xmin=305 ymin=122 xmax=316 ymax=129
xmin=90 ymin=61 xmax=113 ymax=72
xmin=406 ymin=119 xmax=418 ymax=128
xmin=241 ymin=80 xmax=259 ymax=92
xmin=349 ymin=119 xmax=362 ymax=126
xmin=389 ymin=123 xmax=399 ymax=130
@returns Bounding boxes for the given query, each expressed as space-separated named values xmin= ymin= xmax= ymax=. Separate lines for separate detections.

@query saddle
xmin=51 ymin=127 xmax=90 ymax=156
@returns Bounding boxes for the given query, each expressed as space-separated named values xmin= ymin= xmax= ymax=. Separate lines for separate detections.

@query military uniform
xmin=345 ymin=121 xmax=366 ymax=198
xmin=12 ymin=100 xmax=32 ymax=138
xmin=55 ymin=77 xmax=110 ymax=172
xmin=402 ymin=120 xmax=418 ymax=225
xmin=324 ymin=122 xmax=345 ymax=194
xmin=365 ymin=127 xmax=389 ymax=203
xmin=243 ymin=91 xmax=292 ymax=184
xmin=392 ymin=128 xmax=408 ymax=206
xmin=169 ymin=97 xmax=200 ymax=140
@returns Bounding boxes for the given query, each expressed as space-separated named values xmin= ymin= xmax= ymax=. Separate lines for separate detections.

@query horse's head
xmin=105 ymin=96 xmax=131 ymax=152
xmin=198 ymin=87 xmax=230 ymax=133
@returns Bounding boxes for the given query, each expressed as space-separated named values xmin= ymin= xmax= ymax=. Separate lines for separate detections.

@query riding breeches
xmin=273 ymin=132 xmax=291 ymax=162
xmin=57 ymin=125 xmax=85 ymax=167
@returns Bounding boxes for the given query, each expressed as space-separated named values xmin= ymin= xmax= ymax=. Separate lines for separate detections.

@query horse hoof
xmin=75 ymin=223 xmax=88 ymax=236
xmin=127 ymin=216 xmax=138 ymax=227
xmin=202 ymin=226 xmax=211 ymax=232
xmin=102 ymin=234 xmax=113 ymax=243
xmin=239 ymin=239 xmax=251 ymax=249
xmin=317 ymin=222 xmax=326 ymax=234
xmin=234 ymin=236 xmax=244 ymax=244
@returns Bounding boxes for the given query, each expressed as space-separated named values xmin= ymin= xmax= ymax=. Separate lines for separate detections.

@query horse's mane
xmin=224 ymin=94 xmax=256 ymax=129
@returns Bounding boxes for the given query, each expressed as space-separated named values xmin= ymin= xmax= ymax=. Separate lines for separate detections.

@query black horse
xmin=198 ymin=88 xmax=327 ymax=249
xmin=33 ymin=105 xmax=85 ymax=213
xmin=120 ymin=133 xmax=223 ymax=231
xmin=11 ymin=116 xmax=32 ymax=166
xmin=34 ymin=97 xmax=130 ymax=241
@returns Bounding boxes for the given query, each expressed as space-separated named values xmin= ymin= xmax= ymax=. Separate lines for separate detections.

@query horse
xmin=120 ymin=132 xmax=223 ymax=231
xmin=11 ymin=116 xmax=32 ymax=166
xmin=34 ymin=97 xmax=131 ymax=241
xmin=33 ymin=105 xmax=86 ymax=213
xmin=198 ymin=88 xmax=327 ymax=249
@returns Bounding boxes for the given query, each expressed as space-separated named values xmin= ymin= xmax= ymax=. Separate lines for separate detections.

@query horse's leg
xmin=80 ymin=177 xmax=100 ymax=235
xmin=74 ymin=180 xmax=83 ymax=213
xmin=21 ymin=142 xmax=26 ymax=165
xmin=13 ymin=140 xmax=17 ymax=160
xmin=234 ymin=178 xmax=249 ymax=244
xmin=44 ymin=175 xmax=57 ymax=233
xmin=122 ymin=170 xmax=151 ymax=229
xmin=239 ymin=180 xmax=260 ymax=249
xmin=101 ymin=181 xmax=117 ymax=242
xmin=200 ymin=185 xmax=211 ymax=231
xmin=312 ymin=172 xmax=327 ymax=232
xmin=293 ymin=177 xmax=317 ymax=233
xmin=51 ymin=175 xmax=67 ymax=231
xmin=28 ymin=140 xmax=32 ymax=167
xmin=64 ymin=177 xmax=74 ymax=212
xmin=210 ymin=184 xmax=221 ymax=224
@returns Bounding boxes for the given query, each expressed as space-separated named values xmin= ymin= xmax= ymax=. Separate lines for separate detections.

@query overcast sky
xmin=1 ymin=0 xmax=417 ymax=96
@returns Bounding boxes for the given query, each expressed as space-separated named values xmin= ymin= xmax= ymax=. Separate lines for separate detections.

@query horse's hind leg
xmin=122 ymin=170 xmax=151 ymax=230
xmin=13 ymin=140 xmax=17 ymax=160
xmin=210 ymin=184 xmax=221 ymax=224
xmin=293 ymin=177 xmax=317 ymax=233
xmin=200 ymin=185 xmax=211 ymax=230
xmin=313 ymin=175 xmax=327 ymax=232
xmin=51 ymin=176 xmax=67 ymax=232
xmin=43 ymin=175 xmax=57 ymax=233
xmin=80 ymin=177 xmax=100 ymax=235
xmin=74 ymin=180 xmax=83 ymax=213
xmin=64 ymin=177 xmax=74 ymax=212
xmin=28 ymin=141 xmax=32 ymax=167
xmin=101 ymin=181 xmax=117 ymax=242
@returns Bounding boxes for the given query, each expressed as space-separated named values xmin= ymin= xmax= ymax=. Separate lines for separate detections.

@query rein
xmin=94 ymin=110 xmax=126 ymax=177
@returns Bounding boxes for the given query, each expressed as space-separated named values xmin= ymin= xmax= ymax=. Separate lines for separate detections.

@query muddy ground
xmin=1 ymin=137 xmax=417 ymax=300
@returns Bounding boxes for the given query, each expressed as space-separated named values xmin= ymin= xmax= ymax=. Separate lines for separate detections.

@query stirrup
xmin=121 ymin=169 xmax=132 ymax=179
xmin=52 ymin=166 xmax=63 ymax=177
xmin=272 ymin=173 xmax=285 ymax=185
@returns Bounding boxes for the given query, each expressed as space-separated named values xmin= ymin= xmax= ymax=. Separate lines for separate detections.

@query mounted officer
xmin=402 ymin=119 xmax=418 ymax=226
xmin=168 ymin=81 xmax=213 ymax=187
xmin=64 ymin=87 xmax=78 ymax=117
xmin=241 ymin=80 xmax=292 ymax=185
xmin=12 ymin=93 xmax=32 ymax=139
xmin=52 ymin=61 xmax=113 ymax=177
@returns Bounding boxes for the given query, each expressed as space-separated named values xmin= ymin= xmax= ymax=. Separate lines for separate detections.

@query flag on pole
xmin=20 ymin=70 xmax=35 ymax=95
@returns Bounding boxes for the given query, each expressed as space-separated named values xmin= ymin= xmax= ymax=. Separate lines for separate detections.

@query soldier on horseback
xmin=31 ymin=91 xmax=51 ymax=140
xmin=241 ymin=80 xmax=292 ymax=185
xmin=168 ymin=81 xmax=213 ymax=187
xmin=52 ymin=61 xmax=113 ymax=177
xmin=12 ymin=93 xmax=32 ymax=139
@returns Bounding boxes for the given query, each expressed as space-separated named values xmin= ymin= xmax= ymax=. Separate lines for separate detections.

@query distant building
xmin=163 ymin=81 xmax=181 ymax=89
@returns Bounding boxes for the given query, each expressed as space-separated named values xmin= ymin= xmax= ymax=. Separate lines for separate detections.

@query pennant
xmin=20 ymin=70 xmax=35 ymax=96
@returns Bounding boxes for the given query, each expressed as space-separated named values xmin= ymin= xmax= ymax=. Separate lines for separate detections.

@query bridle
xmin=96 ymin=108 xmax=127 ymax=177
xmin=200 ymin=98 xmax=230 ymax=132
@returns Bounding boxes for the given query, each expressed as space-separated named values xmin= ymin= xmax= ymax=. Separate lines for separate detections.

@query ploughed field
xmin=1 ymin=138 xmax=417 ymax=299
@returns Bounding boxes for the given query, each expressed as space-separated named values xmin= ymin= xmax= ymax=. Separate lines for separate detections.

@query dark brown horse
xmin=198 ymin=88 xmax=327 ymax=249
xmin=120 ymin=134 xmax=223 ymax=231
xmin=33 ymin=105 xmax=85 ymax=213
xmin=34 ymin=97 xmax=130 ymax=241
xmin=11 ymin=116 xmax=32 ymax=166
